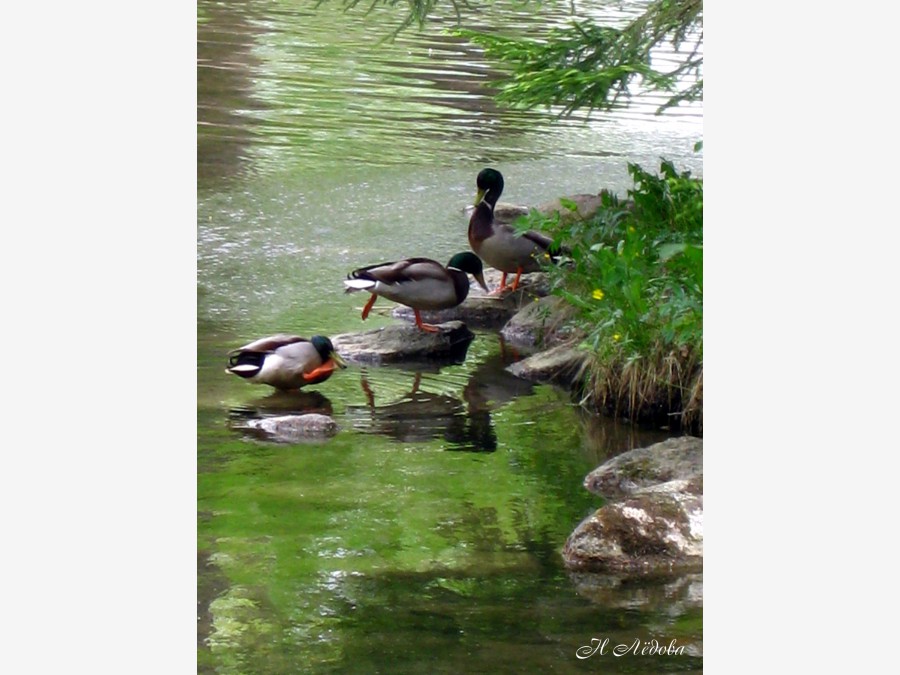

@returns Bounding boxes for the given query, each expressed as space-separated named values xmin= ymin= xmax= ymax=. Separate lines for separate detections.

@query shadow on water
xmin=229 ymin=389 xmax=335 ymax=418
xmin=343 ymin=343 xmax=540 ymax=452
xmin=322 ymin=569 xmax=704 ymax=673
xmin=199 ymin=565 xmax=702 ymax=674
xmin=345 ymin=370 xmax=498 ymax=452
xmin=227 ymin=390 xmax=337 ymax=443
xmin=197 ymin=0 xmax=267 ymax=186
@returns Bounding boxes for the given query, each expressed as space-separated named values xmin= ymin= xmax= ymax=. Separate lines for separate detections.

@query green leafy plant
xmin=455 ymin=0 xmax=703 ymax=115
xmin=520 ymin=159 xmax=703 ymax=430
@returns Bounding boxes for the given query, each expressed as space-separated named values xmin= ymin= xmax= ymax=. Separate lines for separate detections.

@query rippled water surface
xmin=198 ymin=1 xmax=703 ymax=672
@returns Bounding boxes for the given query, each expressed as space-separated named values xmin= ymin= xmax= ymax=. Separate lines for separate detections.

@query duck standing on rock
xmin=468 ymin=167 xmax=566 ymax=294
xmin=226 ymin=334 xmax=347 ymax=390
xmin=344 ymin=252 xmax=488 ymax=333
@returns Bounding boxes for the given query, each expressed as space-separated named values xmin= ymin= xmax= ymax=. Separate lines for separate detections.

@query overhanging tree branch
xmin=317 ymin=0 xmax=703 ymax=115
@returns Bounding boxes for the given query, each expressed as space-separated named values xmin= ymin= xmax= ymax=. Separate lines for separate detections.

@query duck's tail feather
xmin=226 ymin=352 xmax=264 ymax=378
xmin=344 ymin=278 xmax=376 ymax=294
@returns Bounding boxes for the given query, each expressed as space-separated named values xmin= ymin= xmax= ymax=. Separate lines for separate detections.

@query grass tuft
xmin=526 ymin=158 xmax=703 ymax=434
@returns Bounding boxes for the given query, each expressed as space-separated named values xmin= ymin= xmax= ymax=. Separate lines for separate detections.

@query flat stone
xmin=505 ymin=343 xmax=591 ymax=389
xmin=332 ymin=321 xmax=474 ymax=365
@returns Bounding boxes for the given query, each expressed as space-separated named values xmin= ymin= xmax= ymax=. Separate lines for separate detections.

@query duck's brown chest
xmin=468 ymin=204 xmax=494 ymax=246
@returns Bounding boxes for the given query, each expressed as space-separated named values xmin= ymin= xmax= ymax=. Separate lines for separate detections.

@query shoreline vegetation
xmin=515 ymin=158 xmax=703 ymax=436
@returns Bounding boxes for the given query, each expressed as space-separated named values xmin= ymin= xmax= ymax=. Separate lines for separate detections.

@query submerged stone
xmin=332 ymin=321 xmax=474 ymax=365
xmin=244 ymin=413 xmax=339 ymax=443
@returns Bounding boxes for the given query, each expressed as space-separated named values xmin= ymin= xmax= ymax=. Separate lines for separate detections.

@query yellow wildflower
xmin=613 ymin=333 xmax=621 ymax=341
xmin=592 ymin=289 xmax=604 ymax=300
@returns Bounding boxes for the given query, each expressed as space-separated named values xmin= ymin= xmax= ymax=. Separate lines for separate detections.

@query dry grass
xmin=579 ymin=345 xmax=703 ymax=435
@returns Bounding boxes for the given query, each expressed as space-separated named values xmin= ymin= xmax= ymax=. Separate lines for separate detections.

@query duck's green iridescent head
xmin=447 ymin=251 xmax=488 ymax=292
xmin=475 ymin=168 xmax=504 ymax=208
xmin=311 ymin=335 xmax=347 ymax=368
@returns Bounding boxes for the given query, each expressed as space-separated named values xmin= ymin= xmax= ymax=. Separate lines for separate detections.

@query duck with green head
xmin=468 ymin=167 xmax=565 ymax=294
xmin=344 ymin=252 xmax=488 ymax=332
xmin=226 ymin=334 xmax=347 ymax=391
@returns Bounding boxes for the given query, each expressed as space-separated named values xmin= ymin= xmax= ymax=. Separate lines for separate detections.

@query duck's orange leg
xmin=361 ymin=293 xmax=377 ymax=320
xmin=302 ymin=360 xmax=337 ymax=383
xmin=415 ymin=309 xmax=441 ymax=333
xmin=509 ymin=267 xmax=524 ymax=291
xmin=489 ymin=272 xmax=509 ymax=296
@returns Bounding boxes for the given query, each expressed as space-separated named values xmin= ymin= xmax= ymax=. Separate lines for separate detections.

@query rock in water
xmin=332 ymin=321 xmax=474 ymax=365
xmin=562 ymin=437 xmax=703 ymax=574
xmin=584 ymin=436 xmax=703 ymax=499
xmin=245 ymin=413 xmax=338 ymax=443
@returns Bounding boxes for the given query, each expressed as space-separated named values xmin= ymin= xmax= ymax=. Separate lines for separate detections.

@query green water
xmin=198 ymin=0 xmax=703 ymax=671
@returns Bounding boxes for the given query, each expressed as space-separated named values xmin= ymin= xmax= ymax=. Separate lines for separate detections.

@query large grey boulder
xmin=563 ymin=488 xmax=703 ymax=573
xmin=332 ymin=321 xmax=474 ymax=365
xmin=562 ymin=437 xmax=703 ymax=574
xmin=584 ymin=436 xmax=703 ymax=499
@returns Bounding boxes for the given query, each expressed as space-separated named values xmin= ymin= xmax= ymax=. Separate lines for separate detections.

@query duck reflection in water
xmin=347 ymin=342 xmax=537 ymax=452
xmin=228 ymin=389 xmax=334 ymax=438
xmin=462 ymin=340 xmax=535 ymax=413
xmin=347 ymin=370 xmax=497 ymax=452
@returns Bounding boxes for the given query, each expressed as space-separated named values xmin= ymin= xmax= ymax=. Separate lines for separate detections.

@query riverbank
xmin=389 ymin=262 xmax=703 ymax=437
xmin=488 ymin=163 xmax=704 ymax=436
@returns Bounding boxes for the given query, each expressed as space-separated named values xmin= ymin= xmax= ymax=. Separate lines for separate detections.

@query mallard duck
xmin=226 ymin=334 xmax=347 ymax=390
xmin=344 ymin=252 xmax=488 ymax=332
xmin=468 ymin=167 xmax=564 ymax=294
